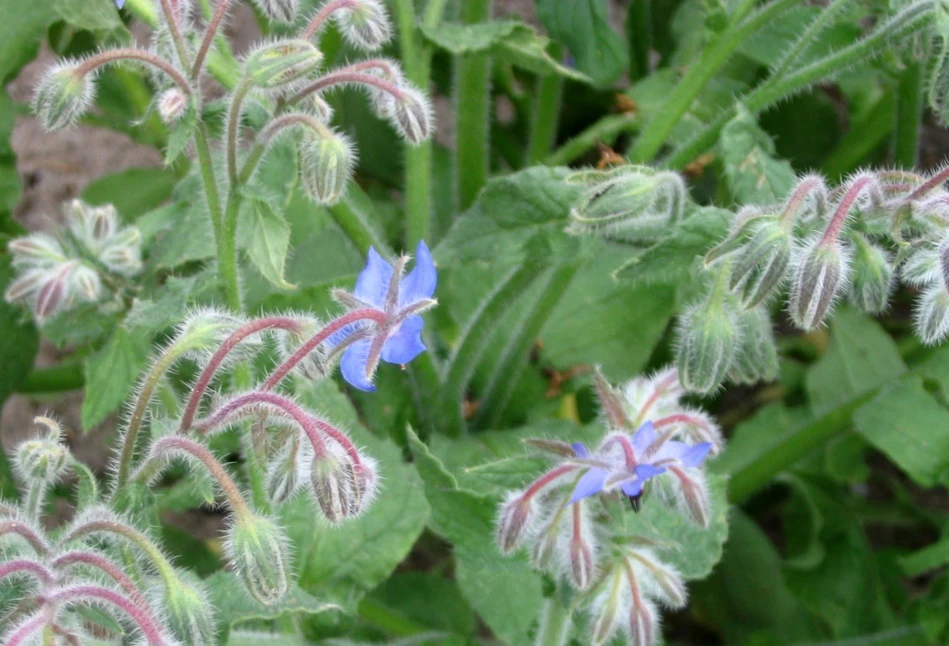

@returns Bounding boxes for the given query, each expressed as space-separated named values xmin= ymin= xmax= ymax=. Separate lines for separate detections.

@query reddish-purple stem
xmin=262 ymin=308 xmax=387 ymax=391
xmin=288 ymin=71 xmax=406 ymax=107
xmin=524 ymin=464 xmax=578 ymax=500
xmin=302 ymin=0 xmax=358 ymax=39
xmin=821 ymin=174 xmax=877 ymax=245
xmin=907 ymin=165 xmax=949 ymax=201
xmin=5 ymin=612 xmax=48 ymax=646
xmin=0 ymin=520 xmax=50 ymax=555
xmin=52 ymin=552 xmax=156 ymax=623
xmin=652 ymin=413 xmax=707 ymax=430
xmin=45 ymin=585 xmax=168 ymax=646
xmin=602 ymin=433 xmax=637 ymax=468
xmin=192 ymin=0 xmax=234 ymax=79
xmin=179 ymin=316 xmax=304 ymax=432
xmin=0 ymin=559 xmax=54 ymax=584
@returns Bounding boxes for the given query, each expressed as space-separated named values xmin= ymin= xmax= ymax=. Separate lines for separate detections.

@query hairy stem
xmin=74 ymin=49 xmax=193 ymax=95
xmin=455 ymin=0 xmax=492 ymax=210
xmin=192 ymin=0 xmax=235 ymax=79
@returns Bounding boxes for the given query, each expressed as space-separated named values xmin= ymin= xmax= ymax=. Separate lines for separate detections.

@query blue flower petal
xmin=571 ymin=442 xmax=590 ymax=458
xmin=619 ymin=464 xmax=665 ymax=497
xmin=116 ymin=0 xmax=125 ymax=7
xmin=381 ymin=315 xmax=426 ymax=364
xmin=340 ymin=338 xmax=376 ymax=392
xmin=399 ymin=240 xmax=437 ymax=306
xmin=680 ymin=442 xmax=712 ymax=468
xmin=569 ymin=467 xmax=608 ymax=503
xmin=353 ymin=247 xmax=392 ymax=307
xmin=620 ymin=479 xmax=644 ymax=497
xmin=631 ymin=421 xmax=656 ymax=456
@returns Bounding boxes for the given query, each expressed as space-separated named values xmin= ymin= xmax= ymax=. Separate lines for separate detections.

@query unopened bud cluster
xmin=5 ymin=200 xmax=141 ymax=323
xmin=569 ymin=163 xmax=949 ymax=393
xmin=496 ymin=368 xmax=720 ymax=646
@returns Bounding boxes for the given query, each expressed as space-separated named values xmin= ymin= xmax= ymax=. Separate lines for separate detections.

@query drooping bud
xmin=629 ymin=549 xmax=687 ymax=609
xmin=307 ymin=93 xmax=334 ymax=122
xmin=298 ymin=129 xmax=355 ymax=205
xmin=385 ymin=85 xmax=432 ymax=145
xmin=727 ymin=305 xmax=779 ymax=386
xmin=4 ymin=268 xmax=49 ymax=304
xmin=789 ymin=238 xmax=850 ymax=331
xmin=333 ymin=0 xmax=392 ymax=50
xmin=158 ymin=88 xmax=188 ymax=124
xmin=568 ymin=503 xmax=596 ymax=590
xmin=99 ymin=228 xmax=143 ymax=276
xmin=34 ymin=263 xmax=76 ymax=321
xmin=668 ymin=466 xmax=710 ymax=527
xmin=266 ymin=438 xmax=304 ymax=505
xmin=33 ymin=62 xmax=96 ymax=130
xmin=161 ymin=570 xmax=216 ymax=646
xmin=8 ymin=234 xmax=67 ymax=266
xmin=628 ymin=596 xmax=658 ymax=646
xmin=728 ymin=216 xmax=792 ymax=308
xmin=226 ymin=515 xmax=291 ymax=605
xmin=675 ymin=277 xmax=738 ymax=394
xmin=847 ymin=233 xmax=893 ymax=314
xmin=496 ymin=492 xmax=535 ymax=554
xmin=591 ymin=570 xmax=625 ymax=645
xmin=568 ymin=167 xmax=686 ymax=243
xmin=915 ymin=283 xmax=949 ymax=345
xmin=70 ymin=264 xmax=102 ymax=302
xmin=245 ymin=40 xmax=323 ymax=89
xmin=310 ymin=450 xmax=360 ymax=524
xmin=14 ymin=417 xmax=68 ymax=483
xmin=250 ymin=0 xmax=299 ymax=22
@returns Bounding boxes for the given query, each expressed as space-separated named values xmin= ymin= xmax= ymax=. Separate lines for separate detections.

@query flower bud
xmin=161 ymin=571 xmax=215 ymax=646
xmin=307 ymin=94 xmax=334 ymax=122
xmin=628 ymin=596 xmax=658 ymax=646
xmin=4 ymin=268 xmax=48 ymax=304
xmin=8 ymin=234 xmax=67 ymax=266
xmin=226 ymin=515 xmax=290 ymax=605
xmin=590 ymin=570 xmax=624 ymax=645
xmin=245 ymin=40 xmax=323 ymax=89
xmin=385 ymin=85 xmax=432 ymax=145
xmin=14 ymin=418 xmax=68 ymax=483
xmin=568 ymin=167 xmax=686 ymax=243
xmin=669 ymin=467 xmax=710 ymax=527
xmin=173 ymin=311 xmax=245 ymax=361
xmin=266 ymin=439 xmax=304 ymax=505
xmin=310 ymin=451 xmax=360 ymax=524
xmin=915 ymin=283 xmax=949 ymax=345
xmin=847 ymin=233 xmax=893 ymax=315
xmin=158 ymin=88 xmax=188 ymax=124
xmin=250 ymin=0 xmax=298 ymax=22
xmin=530 ymin=524 xmax=560 ymax=570
xmin=33 ymin=63 xmax=95 ymax=130
xmin=496 ymin=492 xmax=534 ymax=554
xmin=789 ymin=238 xmax=850 ymax=331
xmin=728 ymin=217 xmax=791 ymax=308
xmin=298 ymin=130 xmax=355 ymax=205
xmin=70 ymin=265 xmax=102 ymax=302
xmin=675 ymin=285 xmax=738 ymax=394
xmin=34 ymin=264 xmax=75 ymax=321
xmin=334 ymin=0 xmax=392 ymax=50
xmin=631 ymin=549 xmax=687 ymax=609
xmin=728 ymin=305 xmax=778 ymax=386
xmin=100 ymin=237 xmax=143 ymax=276
xmin=569 ymin=534 xmax=595 ymax=590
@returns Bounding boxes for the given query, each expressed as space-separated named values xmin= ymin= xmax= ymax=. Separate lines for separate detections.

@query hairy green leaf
xmin=81 ymin=327 xmax=149 ymax=430
xmin=536 ymin=0 xmax=628 ymax=86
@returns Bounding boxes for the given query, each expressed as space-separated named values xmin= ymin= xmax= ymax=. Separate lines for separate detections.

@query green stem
xmin=63 ymin=520 xmax=178 ymax=589
xmin=543 ymin=113 xmax=639 ymax=167
xmin=474 ymin=261 xmax=580 ymax=430
xmin=227 ymin=79 xmax=252 ymax=186
xmin=455 ymin=0 xmax=492 ymax=210
xmin=628 ymin=0 xmax=796 ymax=163
xmin=534 ymin=595 xmax=572 ymax=646
xmin=894 ymin=57 xmax=924 ymax=168
xmin=437 ymin=258 xmax=542 ymax=436
xmin=18 ymin=362 xmax=85 ymax=394
xmin=526 ymin=65 xmax=564 ymax=165
xmin=625 ymin=0 xmax=652 ymax=81
xmin=727 ymin=390 xmax=875 ymax=504
xmin=220 ymin=192 xmax=243 ymax=313
xmin=665 ymin=0 xmax=933 ymax=169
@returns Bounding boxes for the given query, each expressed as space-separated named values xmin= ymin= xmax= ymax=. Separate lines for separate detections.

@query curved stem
xmin=5 ymin=613 xmax=48 ymax=646
xmin=149 ymin=436 xmax=252 ymax=521
xmin=907 ymin=165 xmax=949 ymax=201
xmin=820 ymin=174 xmax=877 ymax=245
xmin=158 ymin=0 xmax=192 ymax=70
xmin=179 ymin=316 xmax=304 ymax=432
xmin=52 ymin=552 xmax=156 ymax=623
xmin=60 ymin=520 xmax=177 ymax=588
xmin=0 ymin=559 xmax=54 ymax=584
xmin=46 ymin=585 xmax=167 ymax=646
xmin=287 ymin=71 xmax=407 ymax=106
xmin=192 ymin=0 xmax=235 ymax=80
xmin=262 ymin=308 xmax=387 ymax=390
xmin=302 ymin=0 xmax=358 ymax=39
xmin=74 ymin=49 xmax=192 ymax=95
xmin=524 ymin=464 xmax=578 ymax=500
xmin=0 ymin=520 xmax=50 ymax=555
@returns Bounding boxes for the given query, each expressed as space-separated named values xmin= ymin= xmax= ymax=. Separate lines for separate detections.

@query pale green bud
xmin=158 ymin=88 xmax=188 ymax=124
xmin=385 ymin=85 xmax=432 ymax=145
xmin=226 ymin=515 xmax=290 ymax=605
xmin=245 ymin=40 xmax=323 ymax=89
xmin=915 ymin=283 xmax=949 ymax=345
xmin=676 ymin=282 xmax=738 ymax=394
xmin=33 ymin=63 xmax=95 ymax=130
xmin=162 ymin=571 xmax=216 ymax=646
xmin=847 ymin=233 xmax=893 ymax=315
xmin=729 ymin=217 xmax=792 ymax=308
xmin=249 ymin=0 xmax=298 ymax=23
xmin=789 ymin=239 xmax=850 ymax=331
xmin=310 ymin=452 xmax=361 ymax=524
xmin=728 ymin=305 xmax=779 ymax=386
xmin=334 ymin=0 xmax=392 ymax=50
xmin=299 ymin=130 xmax=355 ymax=205
xmin=8 ymin=234 xmax=67 ymax=266
xmin=14 ymin=417 xmax=68 ymax=483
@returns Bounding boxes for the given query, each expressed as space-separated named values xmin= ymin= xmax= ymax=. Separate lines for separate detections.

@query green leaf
xmin=407 ymin=427 xmax=543 ymax=646
xmin=81 ymin=328 xmax=149 ymax=430
xmin=710 ymin=402 xmax=811 ymax=477
xmin=853 ymin=376 xmax=949 ymax=488
xmin=205 ymin=571 xmax=343 ymax=645
xmin=244 ymin=200 xmax=295 ymax=290
xmin=145 ymin=200 xmax=217 ymax=269
xmin=719 ymin=105 xmax=797 ymax=205
xmin=165 ymin=98 xmax=199 ymax=165
xmin=125 ymin=276 xmax=196 ymax=334
xmin=53 ymin=0 xmax=122 ymax=32
xmin=362 ymin=573 xmax=477 ymax=637
xmin=805 ymin=308 xmax=906 ymax=417
xmin=0 ymin=256 xmax=39 ymax=410
xmin=0 ymin=2 xmax=57 ymax=83
xmin=536 ymin=0 xmax=628 ymax=86
xmin=284 ymin=380 xmax=429 ymax=620
xmin=421 ymin=20 xmax=592 ymax=82
xmin=81 ymin=168 xmax=177 ymax=221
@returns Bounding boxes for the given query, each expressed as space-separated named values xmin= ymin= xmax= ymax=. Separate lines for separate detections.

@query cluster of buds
xmin=5 ymin=200 xmax=141 ymax=323
xmin=496 ymin=368 xmax=720 ymax=646
xmin=36 ymin=0 xmax=432 ymax=207
xmin=568 ymin=163 xmax=949 ymax=393
xmin=0 ymin=243 xmax=436 ymax=642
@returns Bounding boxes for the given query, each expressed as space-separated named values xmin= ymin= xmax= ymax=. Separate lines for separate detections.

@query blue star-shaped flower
xmin=568 ymin=422 xmax=711 ymax=504
xmin=115 ymin=0 xmax=125 ymax=8
xmin=333 ymin=241 xmax=437 ymax=391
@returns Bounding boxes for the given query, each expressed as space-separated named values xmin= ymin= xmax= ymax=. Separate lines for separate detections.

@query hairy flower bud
xmin=385 ymin=85 xmax=431 ymax=145
xmin=496 ymin=492 xmax=534 ymax=554
xmin=847 ymin=233 xmax=893 ymax=315
xmin=158 ymin=88 xmax=188 ymax=124
xmin=628 ymin=596 xmax=658 ymax=646
xmin=591 ymin=571 xmax=625 ymax=645
xmin=245 ymin=40 xmax=323 ymax=89
xmin=728 ymin=217 xmax=791 ymax=308
xmin=14 ymin=418 xmax=68 ymax=483
xmin=728 ymin=305 xmax=778 ymax=386
xmin=8 ymin=234 xmax=67 ymax=266
xmin=266 ymin=439 xmax=304 ymax=505
xmin=789 ymin=238 xmax=850 ymax=331
xmin=915 ymin=283 xmax=949 ymax=345
xmin=34 ymin=263 xmax=76 ymax=321
xmin=310 ymin=451 xmax=361 ymax=524
xmin=568 ymin=167 xmax=686 ymax=242
xmin=334 ymin=0 xmax=392 ymax=50
xmin=676 ymin=284 xmax=738 ymax=394
xmin=226 ymin=515 xmax=290 ymax=605
xmin=161 ymin=571 xmax=215 ymax=646
xmin=298 ymin=130 xmax=355 ymax=205
xmin=70 ymin=264 xmax=102 ymax=301
xmin=250 ymin=0 xmax=298 ymax=22
xmin=33 ymin=63 xmax=95 ymax=130
xmin=569 ymin=532 xmax=595 ymax=590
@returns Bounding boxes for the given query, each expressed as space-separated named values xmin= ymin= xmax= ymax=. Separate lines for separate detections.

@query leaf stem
xmin=526 ymin=65 xmax=564 ymax=165
xmin=894 ymin=57 xmax=924 ymax=168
